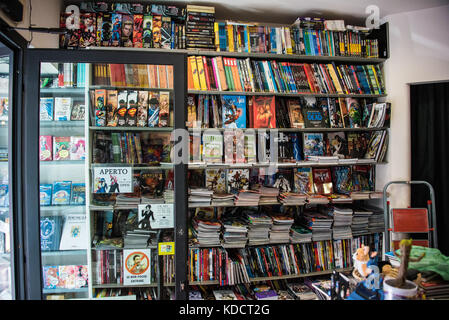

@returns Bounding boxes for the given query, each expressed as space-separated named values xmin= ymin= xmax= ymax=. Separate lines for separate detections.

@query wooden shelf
xmin=188 ymin=90 xmax=386 ymax=98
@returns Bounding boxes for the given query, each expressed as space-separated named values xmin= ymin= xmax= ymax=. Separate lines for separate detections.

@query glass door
xmin=0 ymin=44 xmax=12 ymax=300
xmin=39 ymin=62 xmax=89 ymax=300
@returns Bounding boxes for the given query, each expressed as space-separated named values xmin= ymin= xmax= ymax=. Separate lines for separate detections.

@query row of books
xmin=60 ymin=4 xmax=187 ymax=49
xmin=42 ymin=265 xmax=88 ymax=290
xmin=188 ymin=55 xmax=385 ymax=95
xmin=190 ymin=165 xmax=377 ymax=200
xmin=40 ymin=181 xmax=86 ymax=206
xmin=187 ymin=237 xmax=372 ymax=284
xmin=185 ymin=5 xmax=215 ymax=50
xmin=40 ymin=63 xmax=87 ymax=88
xmin=40 ymin=97 xmax=85 ymax=121
xmin=92 ymin=131 xmax=171 ymax=164
xmin=191 ymin=129 xmax=388 ymax=164
xmin=40 ymin=214 xmax=87 ymax=251
xmin=215 ymin=19 xmax=379 ymax=58
xmin=94 ymin=287 xmax=159 ymax=300
xmin=92 ymin=64 xmax=174 ymax=88
xmin=39 ymin=136 xmax=86 ymax=161
xmin=187 ymin=95 xmax=390 ymax=129
xmin=91 ymin=89 xmax=171 ymax=127
xmin=92 ymin=249 xmax=174 ymax=285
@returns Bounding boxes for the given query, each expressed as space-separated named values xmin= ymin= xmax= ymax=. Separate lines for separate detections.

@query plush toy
xmin=353 ymin=244 xmax=378 ymax=278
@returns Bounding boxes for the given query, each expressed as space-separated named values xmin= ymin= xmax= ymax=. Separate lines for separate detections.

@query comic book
xmin=52 ymin=181 xmax=72 ymax=205
xmin=70 ymin=137 xmax=86 ymax=160
xmin=227 ymin=169 xmax=250 ymax=194
xmin=244 ymin=131 xmax=257 ymax=163
xmin=94 ymin=89 xmax=107 ymax=126
xmin=137 ymin=91 xmax=149 ymax=127
xmin=152 ymin=15 xmax=162 ymax=48
xmin=121 ymin=14 xmax=134 ymax=47
xmin=39 ymin=135 xmax=53 ymax=161
xmin=106 ymin=90 xmax=119 ymax=126
xmin=252 ymin=96 xmax=276 ymax=128
xmin=312 ymin=168 xmax=333 ymax=195
xmin=40 ymin=184 xmax=52 ymax=206
xmin=328 ymin=98 xmax=344 ymax=128
xmin=205 ymin=169 xmax=226 ymax=193
xmin=140 ymin=171 xmax=165 ymax=197
xmin=327 ymin=132 xmax=348 ymax=159
xmin=43 ymin=266 xmax=60 ymax=289
xmin=133 ymin=14 xmax=143 ymax=48
xmin=161 ymin=16 xmax=172 ymax=49
xmin=186 ymin=95 xmax=197 ymax=128
xmin=40 ymin=97 xmax=54 ymax=121
xmin=221 ymin=95 xmax=246 ymax=128
xmin=110 ymin=13 xmax=122 ymax=46
xmin=303 ymin=133 xmax=325 ymax=157
xmin=79 ymin=13 xmax=96 ymax=48
xmin=352 ymin=165 xmax=374 ymax=191
xmin=332 ymin=166 xmax=353 ymax=195
xmin=202 ymin=132 xmax=223 ymax=163
xmin=117 ymin=90 xmax=128 ymax=126
xmin=70 ymin=102 xmax=85 ymax=121
xmin=125 ymin=91 xmax=138 ymax=126
xmin=317 ymin=97 xmax=330 ymax=128
xmin=346 ymin=97 xmax=362 ymax=128
xmin=101 ymin=13 xmax=112 ymax=46
xmin=287 ymin=99 xmax=304 ymax=128
xmin=294 ymin=167 xmax=313 ymax=194
xmin=223 ymin=130 xmax=235 ymax=164
xmin=53 ymin=136 xmax=71 ymax=161
xmin=158 ymin=91 xmax=170 ymax=127
xmin=54 ymin=97 xmax=72 ymax=121
xmin=142 ymin=14 xmax=153 ymax=48
xmin=40 ymin=216 xmax=62 ymax=251
xmin=70 ymin=183 xmax=86 ymax=205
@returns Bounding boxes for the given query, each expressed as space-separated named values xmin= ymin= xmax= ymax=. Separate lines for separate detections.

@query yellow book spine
xmin=227 ymin=25 xmax=234 ymax=52
xmin=327 ymin=64 xmax=343 ymax=94
xmin=189 ymin=56 xmax=201 ymax=90
xmin=196 ymin=56 xmax=208 ymax=91
xmin=214 ymin=22 xmax=219 ymax=51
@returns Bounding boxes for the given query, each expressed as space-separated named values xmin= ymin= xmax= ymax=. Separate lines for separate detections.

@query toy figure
xmin=353 ymin=244 xmax=378 ymax=278
xmin=391 ymin=239 xmax=425 ymax=288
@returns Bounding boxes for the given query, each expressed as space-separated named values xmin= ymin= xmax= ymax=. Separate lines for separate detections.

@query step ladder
xmin=383 ymin=181 xmax=438 ymax=252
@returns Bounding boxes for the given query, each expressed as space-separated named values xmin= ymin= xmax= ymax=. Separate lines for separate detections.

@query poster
xmin=93 ymin=166 xmax=132 ymax=193
xmin=138 ymin=203 xmax=174 ymax=229
xmin=123 ymin=249 xmax=152 ymax=285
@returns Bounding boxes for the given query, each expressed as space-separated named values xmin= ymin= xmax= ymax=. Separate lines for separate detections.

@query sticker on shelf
xmin=158 ymin=242 xmax=175 ymax=255
xmin=92 ymin=166 xmax=132 ymax=193
xmin=123 ymin=249 xmax=152 ymax=286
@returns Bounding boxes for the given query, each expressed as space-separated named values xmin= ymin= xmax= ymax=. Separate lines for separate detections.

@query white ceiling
xmin=66 ymin=0 xmax=449 ymax=24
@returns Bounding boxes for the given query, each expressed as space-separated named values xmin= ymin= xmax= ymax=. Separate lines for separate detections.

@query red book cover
xmin=312 ymin=167 xmax=333 ymax=194
xmin=132 ymin=14 xmax=143 ymax=48
xmin=202 ymin=56 xmax=211 ymax=90
xmin=252 ymin=96 xmax=276 ymax=128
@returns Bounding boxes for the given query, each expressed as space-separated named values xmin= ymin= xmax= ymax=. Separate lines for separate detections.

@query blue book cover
xmin=332 ymin=166 xmax=353 ymax=195
xmin=52 ymin=181 xmax=72 ymax=206
xmin=218 ymin=22 xmax=227 ymax=51
xmin=103 ymin=210 xmax=114 ymax=238
xmin=221 ymin=95 xmax=246 ymax=128
xmin=303 ymin=133 xmax=325 ymax=157
xmin=70 ymin=183 xmax=86 ymax=205
xmin=39 ymin=97 xmax=54 ymax=121
xmin=40 ymin=216 xmax=62 ymax=251
xmin=40 ymin=184 xmax=52 ymax=206
xmin=290 ymin=133 xmax=302 ymax=161
xmin=270 ymin=28 xmax=277 ymax=53
xmin=42 ymin=266 xmax=60 ymax=289
xmin=0 ymin=184 xmax=8 ymax=207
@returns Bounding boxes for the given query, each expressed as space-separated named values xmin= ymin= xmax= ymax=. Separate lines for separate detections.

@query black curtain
xmin=410 ymin=81 xmax=449 ymax=256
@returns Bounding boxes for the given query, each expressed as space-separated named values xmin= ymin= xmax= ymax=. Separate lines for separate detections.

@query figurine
xmin=352 ymin=244 xmax=378 ymax=278
xmin=391 ymin=239 xmax=425 ymax=288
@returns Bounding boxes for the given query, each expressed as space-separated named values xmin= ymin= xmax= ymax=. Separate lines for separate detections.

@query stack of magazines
xmin=189 ymin=188 xmax=213 ymax=206
xmin=269 ymin=214 xmax=295 ymax=244
xmin=221 ymin=208 xmax=248 ymax=248
xmin=211 ymin=193 xmax=235 ymax=206
xmin=302 ymin=211 xmax=333 ymax=241
xmin=286 ymin=282 xmax=318 ymax=300
xmin=140 ymin=196 xmax=165 ymax=204
xmin=191 ymin=216 xmax=222 ymax=246
xmin=163 ymin=189 xmax=174 ymax=203
xmin=304 ymin=278 xmax=332 ymax=300
xmin=123 ymin=229 xmax=156 ymax=248
xmin=307 ymin=194 xmax=330 ymax=204
xmin=306 ymin=155 xmax=339 ymax=164
xmin=235 ymin=190 xmax=261 ymax=206
xmin=290 ymin=225 xmax=313 ymax=243
xmin=257 ymin=186 xmax=279 ymax=205
xmin=366 ymin=206 xmax=385 ymax=233
xmin=247 ymin=212 xmax=273 ymax=245
xmin=351 ymin=207 xmax=372 ymax=236
xmin=350 ymin=191 xmax=371 ymax=200
xmin=327 ymin=206 xmax=353 ymax=240
xmin=278 ymin=192 xmax=308 ymax=205
xmin=115 ymin=194 xmax=141 ymax=208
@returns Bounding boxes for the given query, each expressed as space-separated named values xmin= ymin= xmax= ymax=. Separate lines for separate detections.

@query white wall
xmin=377 ymin=5 xmax=449 ymax=210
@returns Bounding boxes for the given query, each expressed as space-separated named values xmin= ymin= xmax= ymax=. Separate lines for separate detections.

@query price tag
xmin=158 ymin=242 xmax=175 ymax=255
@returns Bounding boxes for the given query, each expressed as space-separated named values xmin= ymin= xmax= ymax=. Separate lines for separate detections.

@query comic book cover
xmin=125 ymin=91 xmax=138 ymax=126
xmin=362 ymin=102 xmax=374 ymax=128
xmin=302 ymin=107 xmax=325 ymax=128
xmin=70 ymin=102 xmax=85 ymax=121
xmin=235 ymin=129 xmax=245 ymax=163
xmin=74 ymin=265 xmax=88 ymax=289
xmin=332 ymin=166 xmax=353 ymax=195
xmin=346 ymin=97 xmax=362 ymax=128
xmin=69 ymin=137 xmax=86 ymax=160
xmin=161 ymin=16 xmax=171 ymax=49
xmin=364 ymin=131 xmax=384 ymax=159
xmin=223 ymin=130 xmax=234 ymax=164
xmin=94 ymin=89 xmax=107 ymax=126
xmin=137 ymin=91 xmax=148 ymax=127
xmin=294 ymin=167 xmax=313 ymax=194
xmin=40 ymin=184 xmax=52 ymax=206
xmin=303 ymin=133 xmax=325 ymax=157
xmin=205 ymin=169 xmax=226 ymax=193
xmin=252 ymin=96 xmax=275 ymax=128
xmin=312 ymin=168 xmax=333 ymax=195
xmin=106 ymin=90 xmax=118 ymax=126
xmin=117 ymin=90 xmax=128 ymax=126
xmin=287 ymin=99 xmax=304 ymax=128
xmin=43 ymin=266 xmax=60 ymax=289
xmin=202 ymin=132 xmax=223 ymax=163
xmin=101 ymin=13 xmax=112 ymax=46
xmin=317 ymin=97 xmax=330 ymax=128
xmin=338 ymin=98 xmax=350 ymax=128
xmin=221 ymin=95 xmax=246 ymax=128
xmin=121 ymin=14 xmax=134 ymax=47
xmin=352 ymin=165 xmax=374 ymax=191
xmin=59 ymin=214 xmax=88 ymax=251
xmin=328 ymin=98 xmax=344 ymax=128
xmin=54 ymin=97 xmax=72 ymax=121
xmin=40 ymin=97 xmax=54 ymax=121
xmin=147 ymin=91 xmax=160 ymax=127
xmin=53 ymin=136 xmax=71 ymax=161
xmin=40 ymin=216 xmax=62 ymax=251
xmin=93 ymin=167 xmax=133 ymax=193
xmin=39 ymin=135 xmax=52 ymax=161
xmin=79 ymin=13 xmax=96 ymax=48
xmin=140 ymin=171 xmax=165 ymax=197
xmin=95 ymin=12 xmax=103 ymax=46
xmin=244 ymin=132 xmax=257 ymax=163
xmin=52 ymin=181 xmax=72 ymax=205
xmin=152 ymin=15 xmax=162 ymax=48
xmin=158 ymin=91 xmax=170 ymax=127
xmin=70 ymin=183 xmax=86 ymax=205
xmin=133 ymin=14 xmax=143 ymax=48
xmin=61 ymin=12 xmax=81 ymax=48
xmin=186 ymin=95 xmax=197 ymax=128
xmin=327 ymin=132 xmax=348 ymax=159
xmin=58 ymin=265 xmax=76 ymax=289
xmin=110 ymin=13 xmax=122 ymax=46
xmin=227 ymin=169 xmax=250 ymax=194
xmin=142 ymin=14 xmax=153 ymax=48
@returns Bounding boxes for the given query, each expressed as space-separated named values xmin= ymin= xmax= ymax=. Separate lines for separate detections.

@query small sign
xmin=158 ymin=242 xmax=175 ymax=255
xmin=138 ymin=203 xmax=174 ymax=229
xmin=93 ymin=166 xmax=132 ymax=193
xmin=123 ymin=249 xmax=151 ymax=285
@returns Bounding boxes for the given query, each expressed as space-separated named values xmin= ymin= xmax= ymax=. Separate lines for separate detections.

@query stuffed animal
xmin=353 ymin=244 xmax=378 ymax=278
